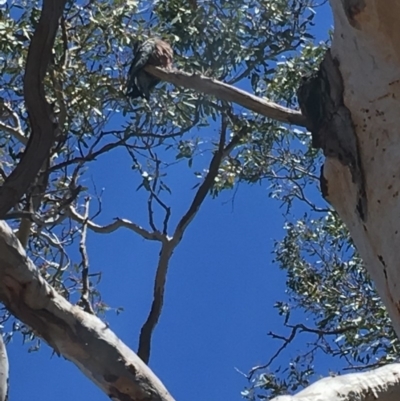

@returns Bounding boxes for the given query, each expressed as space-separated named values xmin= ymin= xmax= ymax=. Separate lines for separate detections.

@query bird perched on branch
xmin=126 ymin=38 xmax=173 ymax=100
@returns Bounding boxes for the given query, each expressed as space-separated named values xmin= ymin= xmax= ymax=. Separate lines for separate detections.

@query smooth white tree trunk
xmin=323 ymin=0 xmax=400 ymax=336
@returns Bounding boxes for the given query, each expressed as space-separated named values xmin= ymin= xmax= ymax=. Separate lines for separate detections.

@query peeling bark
xmin=299 ymin=0 xmax=400 ymax=339
xmin=297 ymin=50 xmax=367 ymax=220
xmin=0 ymin=221 xmax=175 ymax=401
xmin=0 ymin=0 xmax=66 ymax=218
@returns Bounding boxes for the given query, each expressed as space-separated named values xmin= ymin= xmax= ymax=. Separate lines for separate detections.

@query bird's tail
xmin=126 ymin=76 xmax=147 ymax=100
xmin=126 ymin=72 xmax=159 ymax=101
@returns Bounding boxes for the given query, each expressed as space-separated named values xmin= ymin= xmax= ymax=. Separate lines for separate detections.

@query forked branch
xmin=137 ymin=114 xmax=240 ymax=363
xmin=0 ymin=220 xmax=175 ymax=401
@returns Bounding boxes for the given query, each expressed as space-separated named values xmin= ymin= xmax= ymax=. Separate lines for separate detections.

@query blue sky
xmin=6 ymin=3 xmax=334 ymax=401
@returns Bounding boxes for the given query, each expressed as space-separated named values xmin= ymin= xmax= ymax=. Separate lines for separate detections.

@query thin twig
xmin=248 ymin=323 xmax=358 ymax=379
xmin=78 ymin=197 xmax=94 ymax=314
xmin=48 ymin=138 xmax=128 ymax=173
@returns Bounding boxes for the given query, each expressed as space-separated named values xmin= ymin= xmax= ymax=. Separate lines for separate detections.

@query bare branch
xmin=48 ymin=138 xmax=128 ymax=173
xmin=249 ymin=323 xmax=358 ymax=379
xmin=68 ymin=206 xmax=165 ymax=241
xmin=248 ymin=325 xmax=299 ymax=379
xmin=0 ymin=0 xmax=67 ymax=218
xmin=172 ymin=113 xmax=229 ymax=243
xmin=145 ymin=65 xmax=307 ymax=127
xmin=137 ymin=241 xmax=174 ymax=364
xmin=137 ymin=114 xmax=237 ymax=363
xmin=0 ymin=220 xmax=175 ymax=401
xmin=77 ymin=198 xmax=94 ymax=314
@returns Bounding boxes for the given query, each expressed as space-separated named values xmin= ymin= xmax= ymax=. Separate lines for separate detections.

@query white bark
xmin=0 ymin=334 xmax=8 ymax=401
xmin=318 ymin=0 xmax=400 ymax=337
xmin=281 ymin=1 xmax=400 ymax=399
xmin=271 ymin=363 xmax=400 ymax=401
xmin=0 ymin=221 xmax=174 ymax=401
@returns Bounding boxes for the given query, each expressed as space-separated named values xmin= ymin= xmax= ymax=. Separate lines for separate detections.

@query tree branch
xmin=137 ymin=114 xmax=236 ymax=363
xmin=0 ymin=220 xmax=175 ymax=401
xmin=137 ymin=241 xmax=174 ymax=364
xmin=269 ymin=363 xmax=400 ymax=401
xmin=68 ymin=206 xmax=165 ymax=241
xmin=248 ymin=323 xmax=358 ymax=379
xmin=172 ymin=113 xmax=229 ymax=243
xmin=0 ymin=0 xmax=67 ymax=218
xmin=144 ymin=65 xmax=307 ymax=127
xmin=77 ymin=198 xmax=94 ymax=314
xmin=0 ymin=100 xmax=27 ymax=145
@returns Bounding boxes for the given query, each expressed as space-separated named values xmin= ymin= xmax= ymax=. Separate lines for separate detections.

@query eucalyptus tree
xmin=0 ymin=0 xmax=399 ymax=401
